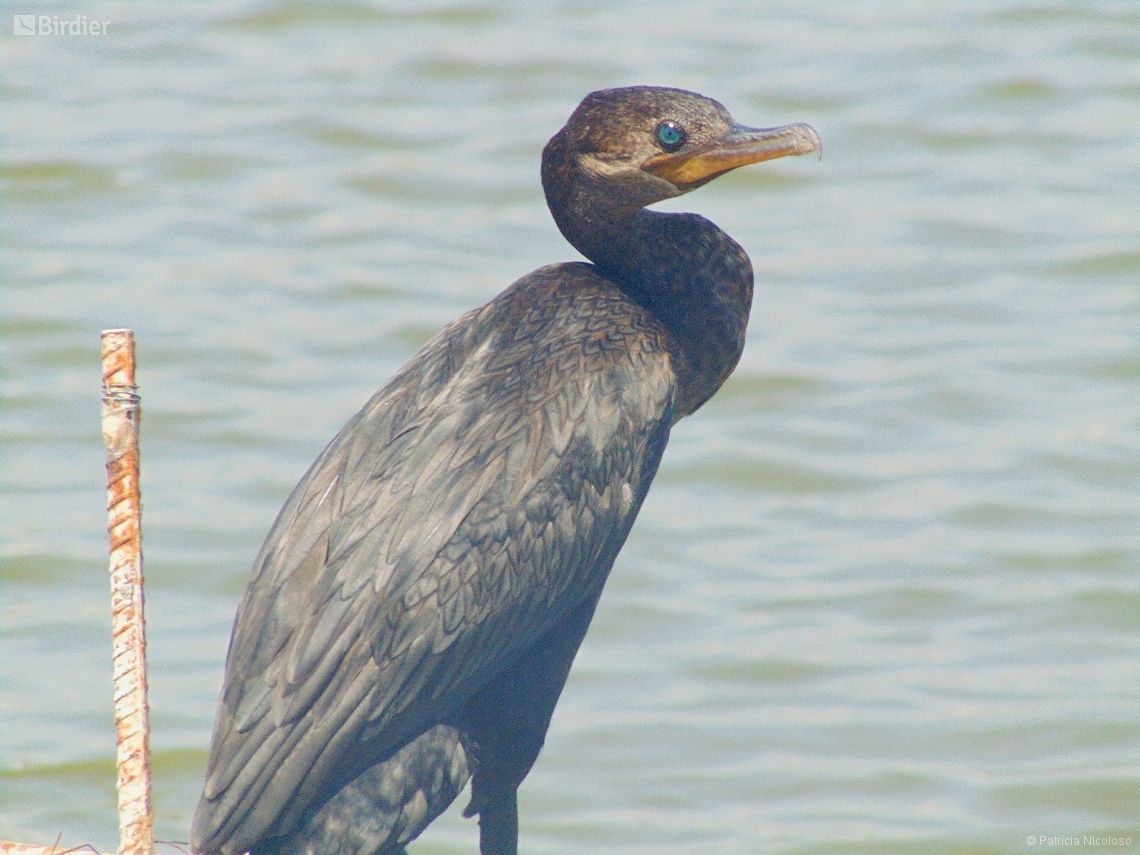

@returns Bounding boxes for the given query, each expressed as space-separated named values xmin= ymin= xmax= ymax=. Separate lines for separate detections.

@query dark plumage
xmin=191 ymin=86 xmax=819 ymax=855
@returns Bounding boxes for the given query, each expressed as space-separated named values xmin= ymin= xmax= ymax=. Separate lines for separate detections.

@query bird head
xmin=546 ymin=85 xmax=820 ymax=212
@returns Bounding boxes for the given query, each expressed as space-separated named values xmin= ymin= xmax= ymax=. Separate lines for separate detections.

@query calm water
xmin=2 ymin=1 xmax=1138 ymax=852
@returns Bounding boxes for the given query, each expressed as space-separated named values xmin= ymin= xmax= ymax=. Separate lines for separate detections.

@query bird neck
xmin=542 ymin=132 xmax=754 ymax=419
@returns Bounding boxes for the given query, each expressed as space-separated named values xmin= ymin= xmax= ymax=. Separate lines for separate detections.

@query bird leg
xmin=455 ymin=593 xmax=604 ymax=854
xmin=476 ymin=786 xmax=518 ymax=855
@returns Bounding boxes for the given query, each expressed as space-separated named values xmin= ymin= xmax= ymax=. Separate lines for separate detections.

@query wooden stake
xmin=100 ymin=330 xmax=155 ymax=855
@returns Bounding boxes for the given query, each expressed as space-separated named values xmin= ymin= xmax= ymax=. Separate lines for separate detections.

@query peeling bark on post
xmin=101 ymin=329 xmax=155 ymax=855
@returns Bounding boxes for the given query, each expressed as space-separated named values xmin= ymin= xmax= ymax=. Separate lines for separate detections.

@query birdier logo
xmin=13 ymin=14 xmax=109 ymax=35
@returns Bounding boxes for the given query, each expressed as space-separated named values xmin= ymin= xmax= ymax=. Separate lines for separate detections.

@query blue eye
xmin=655 ymin=121 xmax=686 ymax=152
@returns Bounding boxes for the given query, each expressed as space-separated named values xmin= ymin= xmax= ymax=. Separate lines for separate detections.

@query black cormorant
xmin=191 ymin=86 xmax=820 ymax=855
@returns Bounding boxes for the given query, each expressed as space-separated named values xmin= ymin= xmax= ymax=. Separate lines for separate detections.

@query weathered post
xmin=100 ymin=329 xmax=155 ymax=855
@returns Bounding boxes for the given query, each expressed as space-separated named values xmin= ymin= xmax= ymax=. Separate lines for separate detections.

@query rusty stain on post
xmin=101 ymin=329 xmax=155 ymax=855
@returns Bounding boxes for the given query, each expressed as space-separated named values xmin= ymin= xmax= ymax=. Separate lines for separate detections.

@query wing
xmin=191 ymin=263 xmax=676 ymax=855
xmin=271 ymin=724 xmax=470 ymax=855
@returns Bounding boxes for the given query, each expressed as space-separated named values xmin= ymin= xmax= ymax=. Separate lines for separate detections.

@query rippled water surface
xmin=2 ymin=1 xmax=1138 ymax=852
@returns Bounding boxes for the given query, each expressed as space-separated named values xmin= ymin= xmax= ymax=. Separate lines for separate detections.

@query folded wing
xmin=191 ymin=265 xmax=676 ymax=855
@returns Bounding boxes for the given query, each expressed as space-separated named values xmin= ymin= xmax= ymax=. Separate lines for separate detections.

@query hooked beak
xmin=642 ymin=122 xmax=821 ymax=189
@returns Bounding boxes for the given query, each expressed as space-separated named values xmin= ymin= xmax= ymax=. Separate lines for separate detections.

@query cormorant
xmin=191 ymin=86 xmax=820 ymax=855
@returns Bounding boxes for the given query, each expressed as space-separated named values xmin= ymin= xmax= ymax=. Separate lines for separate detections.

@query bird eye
xmin=655 ymin=121 xmax=686 ymax=152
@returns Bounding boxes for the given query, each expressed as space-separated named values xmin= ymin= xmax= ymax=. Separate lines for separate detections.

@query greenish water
xmin=2 ymin=1 xmax=1138 ymax=852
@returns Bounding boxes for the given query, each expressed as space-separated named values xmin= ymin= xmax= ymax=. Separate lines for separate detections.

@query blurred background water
xmin=2 ymin=1 xmax=1138 ymax=852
